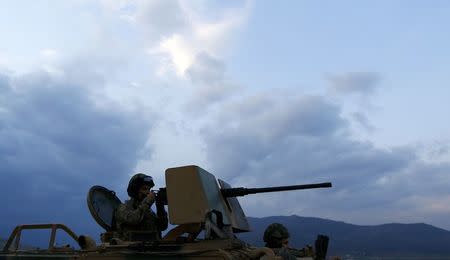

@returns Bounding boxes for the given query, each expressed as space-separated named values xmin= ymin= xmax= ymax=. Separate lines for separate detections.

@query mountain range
xmin=238 ymin=215 xmax=450 ymax=257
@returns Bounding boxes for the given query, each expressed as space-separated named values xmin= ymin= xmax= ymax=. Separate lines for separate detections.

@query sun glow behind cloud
xmin=142 ymin=1 xmax=251 ymax=77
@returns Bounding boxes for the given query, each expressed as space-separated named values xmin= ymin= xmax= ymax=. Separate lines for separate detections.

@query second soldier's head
xmin=263 ymin=223 xmax=290 ymax=248
xmin=127 ymin=173 xmax=155 ymax=201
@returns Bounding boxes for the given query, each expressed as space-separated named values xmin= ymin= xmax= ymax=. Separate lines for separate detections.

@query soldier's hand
xmin=143 ymin=191 xmax=155 ymax=206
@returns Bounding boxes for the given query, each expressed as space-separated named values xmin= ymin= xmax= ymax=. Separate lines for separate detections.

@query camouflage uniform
xmin=272 ymin=247 xmax=297 ymax=260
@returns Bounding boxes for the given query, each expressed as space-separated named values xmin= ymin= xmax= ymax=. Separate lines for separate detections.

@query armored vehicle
xmin=1 ymin=165 xmax=332 ymax=259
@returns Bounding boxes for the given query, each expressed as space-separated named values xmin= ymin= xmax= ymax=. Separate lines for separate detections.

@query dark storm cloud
xmin=326 ymin=72 xmax=381 ymax=95
xmin=0 ymin=71 xmax=151 ymax=238
xmin=202 ymin=94 xmax=350 ymax=180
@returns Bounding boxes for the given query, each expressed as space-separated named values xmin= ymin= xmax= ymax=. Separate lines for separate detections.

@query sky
xmin=1 ymin=0 xmax=450 ymax=241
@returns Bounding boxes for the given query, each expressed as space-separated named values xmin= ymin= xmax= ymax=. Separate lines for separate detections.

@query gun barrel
xmin=221 ymin=182 xmax=332 ymax=197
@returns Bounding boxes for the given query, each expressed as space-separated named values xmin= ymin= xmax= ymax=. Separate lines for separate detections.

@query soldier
xmin=115 ymin=173 xmax=168 ymax=241
xmin=264 ymin=223 xmax=313 ymax=260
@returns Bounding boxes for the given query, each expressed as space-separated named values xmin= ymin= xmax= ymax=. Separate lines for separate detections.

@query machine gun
xmin=221 ymin=182 xmax=332 ymax=197
xmin=153 ymin=176 xmax=331 ymax=206
xmin=160 ymin=166 xmax=332 ymax=234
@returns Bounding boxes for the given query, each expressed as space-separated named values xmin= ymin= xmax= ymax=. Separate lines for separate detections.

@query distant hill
xmin=238 ymin=215 xmax=450 ymax=257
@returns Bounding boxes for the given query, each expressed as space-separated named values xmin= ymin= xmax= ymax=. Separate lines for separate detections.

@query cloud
xmin=0 ymin=70 xmax=152 ymax=237
xmin=417 ymin=140 xmax=450 ymax=164
xmin=326 ymin=72 xmax=381 ymax=96
xmin=97 ymin=0 xmax=188 ymax=39
xmin=73 ymin=1 xmax=250 ymax=112
xmin=150 ymin=34 xmax=195 ymax=76
xmin=140 ymin=1 xmax=252 ymax=76
xmin=194 ymin=88 xmax=450 ymax=229
xmin=184 ymin=52 xmax=240 ymax=112
xmin=202 ymin=94 xmax=348 ymax=180
xmin=187 ymin=52 xmax=225 ymax=84
xmin=351 ymin=112 xmax=376 ymax=132
xmin=135 ymin=0 xmax=188 ymax=39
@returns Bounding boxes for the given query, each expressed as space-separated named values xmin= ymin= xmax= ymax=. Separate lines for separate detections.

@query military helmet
xmin=263 ymin=223 xmax=290 ymax=246
xmin=127 ymin=173 xmax=155 ymax=198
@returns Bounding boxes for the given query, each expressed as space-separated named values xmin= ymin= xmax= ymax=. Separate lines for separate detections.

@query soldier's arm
xmin=156 ymin=202 xmax=168 ymax=231
xmin=276 ymin=247 xmax=297 ymax=260
xmin=116 ymin=203 xmax=147 ymax=225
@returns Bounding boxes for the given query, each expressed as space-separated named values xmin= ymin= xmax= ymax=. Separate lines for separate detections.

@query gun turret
xmin=163 ymin=165 xmax=332 ymax=234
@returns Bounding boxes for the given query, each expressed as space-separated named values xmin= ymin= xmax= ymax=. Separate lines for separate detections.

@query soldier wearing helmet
xmin=264 ymin=223 xmax=290 ymax=248
xmin=264 ymin=223 xmax=313 ymax=260
xmin=115 ymin=173 xmax=168 ymax=241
